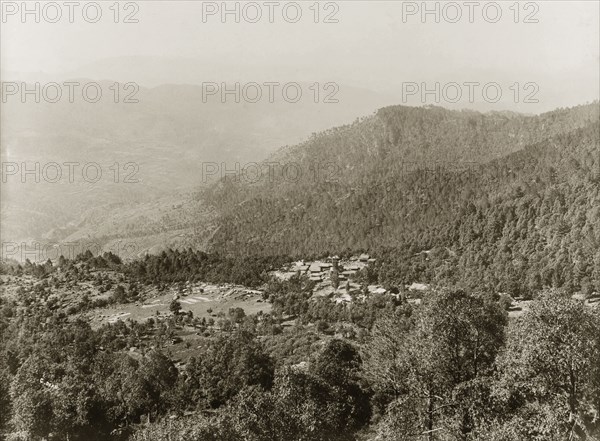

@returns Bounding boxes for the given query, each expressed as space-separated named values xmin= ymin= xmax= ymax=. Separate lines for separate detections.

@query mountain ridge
xmin=205 ymin=101 xmax=600 ymax=295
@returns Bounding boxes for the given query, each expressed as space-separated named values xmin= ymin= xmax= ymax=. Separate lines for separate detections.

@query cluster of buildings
xmin=289 ymin=254 xmax=376 ymax=283
xmin=270 ymin=254 xmax=433 ymax=306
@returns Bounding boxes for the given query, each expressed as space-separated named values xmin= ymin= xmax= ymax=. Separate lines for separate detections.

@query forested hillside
xmin=207 ymin=103 xmax=600 ymax=296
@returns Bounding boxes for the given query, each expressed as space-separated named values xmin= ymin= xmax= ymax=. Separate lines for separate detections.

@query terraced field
xmin=87 ymin=282 xmax=269 ymax=328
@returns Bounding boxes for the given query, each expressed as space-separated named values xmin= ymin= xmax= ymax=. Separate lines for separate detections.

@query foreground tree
xmin=365 ymin=290 xmax=507 ymax=440
xmin=10 ymin=350 xmax=106 ymax=441
xmin=131 ymin=367 xmax=356 ymax=441
xmin=183 ymin=330 xmax=274 ymax=408
xmin=310 ymin=339 xmax=371 ymax=432
xmin=93 ymin=350 xmax=178 ymax=434
xmin=486 ymin=292 xmax=600 ymax=440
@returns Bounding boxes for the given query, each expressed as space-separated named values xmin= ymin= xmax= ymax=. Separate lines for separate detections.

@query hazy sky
xmin=1 ymin=1 xmax=599 ymax=112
